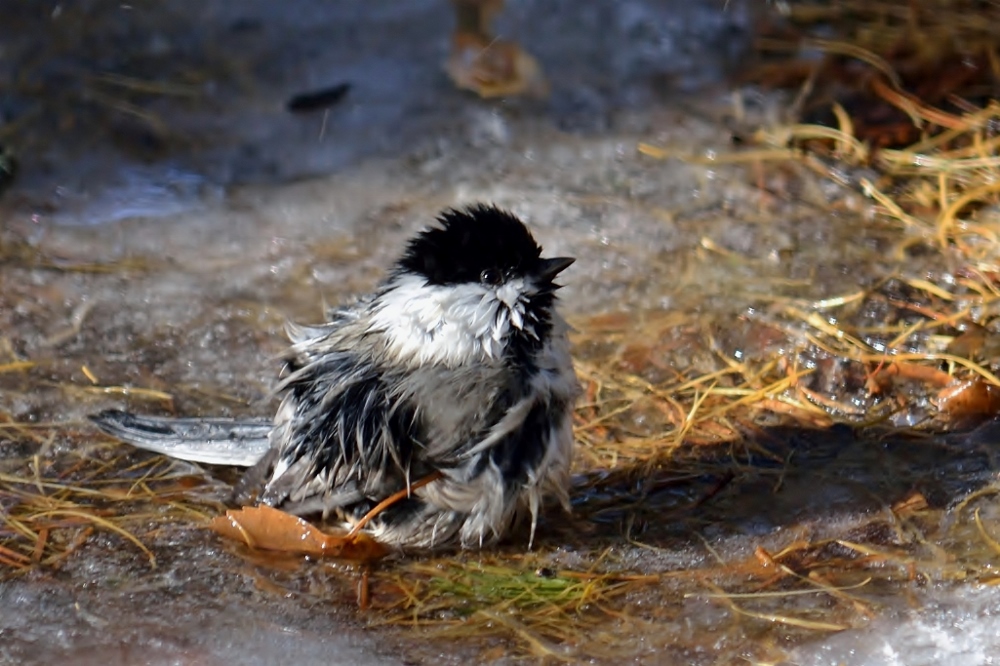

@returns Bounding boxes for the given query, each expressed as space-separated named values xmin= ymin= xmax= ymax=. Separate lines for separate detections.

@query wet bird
xmin=91 ymin=204 xmax=580 ymax=550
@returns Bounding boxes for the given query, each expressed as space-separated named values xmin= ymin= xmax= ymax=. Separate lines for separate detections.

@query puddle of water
xmin=5 ymin=1 xmax=1000 ymax=665
xmin=0 ymin=0 xmax=751 ymax=226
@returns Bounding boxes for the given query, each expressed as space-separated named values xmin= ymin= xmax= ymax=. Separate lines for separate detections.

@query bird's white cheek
xmin=494 ymin=280 xmax=527 ymax=331
xmin=508 ymin=306 xmax=524 ymax=331
xmin=495 ymin=281 xmax=524 ymax=309
xmin=492 ymin=310 xmax=509 ymax=342
xmin=373 ymin=276 xmax=508 ymax=366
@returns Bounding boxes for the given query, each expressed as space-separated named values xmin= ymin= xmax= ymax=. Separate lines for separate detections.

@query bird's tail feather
xmin=89 ymin=409 xmax=273 ymax=467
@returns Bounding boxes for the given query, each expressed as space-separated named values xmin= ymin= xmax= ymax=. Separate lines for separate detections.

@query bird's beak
xmin=536 ymin=257 xmax=575 ymax=281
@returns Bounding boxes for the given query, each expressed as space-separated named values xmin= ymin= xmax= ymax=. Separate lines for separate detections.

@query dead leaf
xmin=871 ymin=362 xmax=953 ymax=389
xmin=947 ymin=326 xmax=1000 ymax=360
xmin=934 ymin=379 xmax=1000 ymax=421
xmin=892 ymin=492 xmax=929 ymax=517
xmin=446 ymin=34 xmax=548 ymax=98
xmin=209 ymin=505 xmax=389 ymax=561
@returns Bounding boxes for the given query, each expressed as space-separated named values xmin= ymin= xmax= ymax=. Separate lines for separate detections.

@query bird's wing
xmin=260 ymin=349 xmax=422 ymax=509
xmin=89 ymin=410 xmax=273 ymax=466
xmin=448 ymin=395 xmax=559 ymax=480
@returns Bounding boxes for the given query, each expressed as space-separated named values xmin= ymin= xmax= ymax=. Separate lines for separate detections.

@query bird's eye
xmin=480 ymin=268 xmax=502 ymax=285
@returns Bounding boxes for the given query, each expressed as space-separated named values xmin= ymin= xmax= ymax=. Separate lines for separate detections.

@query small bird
xmin=91 ymin=204 xmax=580 ymax=550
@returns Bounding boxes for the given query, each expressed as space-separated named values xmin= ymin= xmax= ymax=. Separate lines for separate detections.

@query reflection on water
xmin=0 ymin=0 xmax=750 ymax=228
xmin=51 ymin=166 xmax=220 ymax=226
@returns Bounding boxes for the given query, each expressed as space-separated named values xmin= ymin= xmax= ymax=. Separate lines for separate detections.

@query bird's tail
xmin=89 ymin=409 xmax=273 ymax=467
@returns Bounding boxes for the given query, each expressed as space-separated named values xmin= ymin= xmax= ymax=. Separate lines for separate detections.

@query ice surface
xmin=5 ymin=1 xmax=1000 ymax=665
xmin=0 ymin=577 xmax=401 ymax=666
xmin=793 ymin=586 xmax=1000 ymax=666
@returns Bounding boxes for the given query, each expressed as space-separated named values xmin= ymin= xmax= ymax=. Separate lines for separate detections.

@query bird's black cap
xmin=396 ymin=204 xmax=568 ymax=286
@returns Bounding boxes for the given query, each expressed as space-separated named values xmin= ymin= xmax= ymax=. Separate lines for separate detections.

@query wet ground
xmin=3 ymin=1 xmax=1000 ymax=665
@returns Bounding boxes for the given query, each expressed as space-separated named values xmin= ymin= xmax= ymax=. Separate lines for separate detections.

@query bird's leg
xmin=346 ymin=470 xmax=445 ymax=538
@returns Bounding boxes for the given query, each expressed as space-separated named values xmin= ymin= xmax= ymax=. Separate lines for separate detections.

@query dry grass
xmin=359 ymin=1 xmax=1000 ymax=657
xmin=367 ymin=481 xmax=1000 ymax=659
xmin=3 ymin=0 xmax=1000 ymax=661
xmin=0 ymin=414 xmax=225 ymax=575
xmin=622 ymin=0 xmax=1000 ymax=462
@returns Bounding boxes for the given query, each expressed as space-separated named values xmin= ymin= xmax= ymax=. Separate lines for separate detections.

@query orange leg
xmin=347 ymin=470 xmax=445 ymax=538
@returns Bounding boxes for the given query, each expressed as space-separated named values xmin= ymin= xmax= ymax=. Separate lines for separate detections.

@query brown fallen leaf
xmin=209 ymin=472 xmax=444 ymax=561
xmin=209 ymin=505 xmax=389 ymax=561
xmin=934 ymin=379 xmax=1000 ymax=421
xmin=447 ymin=34 xmax=548 ymax=98
xmin=446 ymin=0 xmax=547 ymax=98
xmin=892 ymin=492 xmax=929 ymax=517
xmin=946 ymin=326 xmax=1000 ymax=360
xmin=870 ymin=361 xmax=953 ymax=390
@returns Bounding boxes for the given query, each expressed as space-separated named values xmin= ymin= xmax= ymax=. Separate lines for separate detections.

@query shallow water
xmin=3 ymin=1 xmax=1000 ymax=665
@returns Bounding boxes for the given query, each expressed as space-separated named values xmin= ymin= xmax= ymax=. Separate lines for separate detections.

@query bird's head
xmin=372 ymin=204 xmax=573 ymax=367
